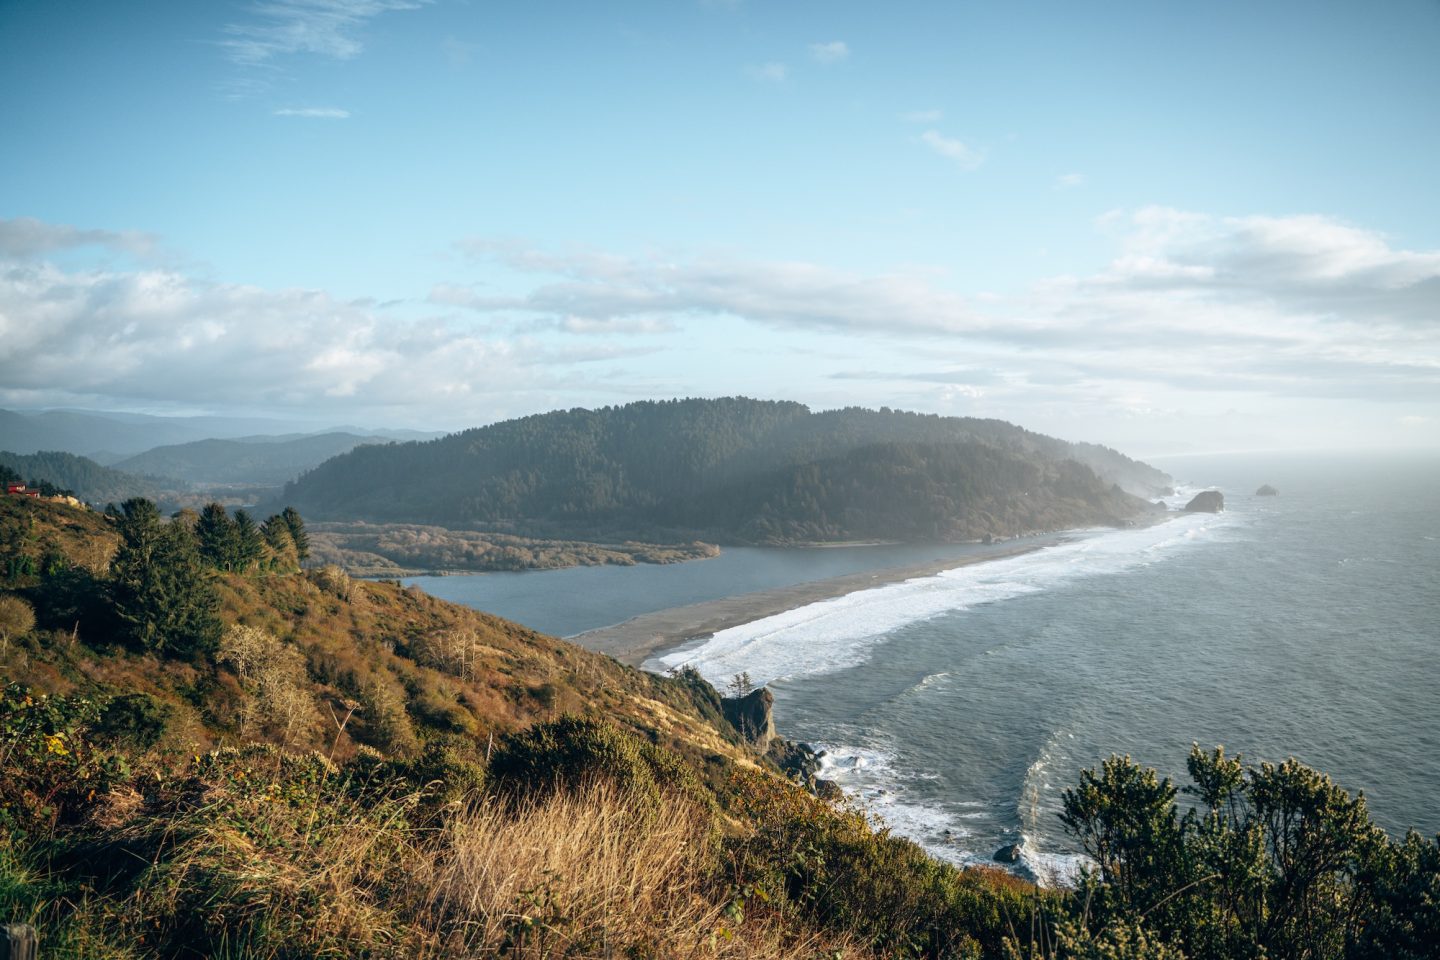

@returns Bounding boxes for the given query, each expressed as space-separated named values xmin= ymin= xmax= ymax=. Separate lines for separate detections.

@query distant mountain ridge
xmin=281 ymin=398 xmax=1172 ymax=544
xmin=0 ymin=408 xmax=441 ymax=461
xmin=112 ymin=432 xmax=390 ymax=486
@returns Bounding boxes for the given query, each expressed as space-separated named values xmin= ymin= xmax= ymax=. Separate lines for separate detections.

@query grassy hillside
xmin=2 ymin=496 xmax=1434 ymax=960
xmin=281 ymin=399 xmax=1170 ymax=542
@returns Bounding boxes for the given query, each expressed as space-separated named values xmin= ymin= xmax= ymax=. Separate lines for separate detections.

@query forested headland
xmin=281 ymin=398 xmax=1172 ymax=543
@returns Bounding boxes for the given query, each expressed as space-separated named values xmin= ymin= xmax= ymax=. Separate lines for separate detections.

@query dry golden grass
xmin=420 ymin=782 xmax=866 ymax=959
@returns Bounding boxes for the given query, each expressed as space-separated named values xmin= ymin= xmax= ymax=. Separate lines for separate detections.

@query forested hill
xmin=281 ymin=399 xmax=1169 ymax=543
xmin=0 ymin=450 xmax=170 ymax=504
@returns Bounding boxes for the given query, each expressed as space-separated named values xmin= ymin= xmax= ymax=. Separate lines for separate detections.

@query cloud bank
xmin=2 ymin=210 xmax=1436 ymax=447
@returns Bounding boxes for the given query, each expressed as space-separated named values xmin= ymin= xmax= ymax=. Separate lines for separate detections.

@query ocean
xmin=416 ymin=451 xmax=1440 ymax=881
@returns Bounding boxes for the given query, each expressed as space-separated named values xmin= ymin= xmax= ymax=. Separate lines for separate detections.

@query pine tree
xmin=261 ymin=514 xmax=299 ymax=571
xmin=110 ymin=498 xmax=221 ymax=657
xmin=196 ymin=502 xmax=238 ymax=571
xmin=281 ymin=506 xmax=309 ymax=561
xmin=233 ymin=510 xmax=264 ymax=573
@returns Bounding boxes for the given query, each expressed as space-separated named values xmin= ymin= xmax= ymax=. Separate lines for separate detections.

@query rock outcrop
xmin=994 ymin=842 xmax=1024 ymax=864
xmin=1256 ymin=484 xmax=1279 ymax=496
xmin=722 ymin=686 xmax=777 ymax=752
xmin=1183 ymin=490 xmax=1225 ymax=513
xmin=767 ymin=738 xmax=823 ymax=781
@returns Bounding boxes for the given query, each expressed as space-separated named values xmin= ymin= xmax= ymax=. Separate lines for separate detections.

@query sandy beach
xmin=569 ymin=537 xmax=1064 ymax=667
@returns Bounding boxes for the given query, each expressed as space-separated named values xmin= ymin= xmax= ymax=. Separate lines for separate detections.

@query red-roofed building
xmin=6 ymin=482 xmax=41 ymax=498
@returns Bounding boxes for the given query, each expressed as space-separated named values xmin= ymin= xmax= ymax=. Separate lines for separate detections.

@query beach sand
xmin=568 ymin=537 xmax=1063 ymax=667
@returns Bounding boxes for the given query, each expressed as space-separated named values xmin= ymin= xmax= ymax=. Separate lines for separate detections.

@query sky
xmin=1 ymin=0 xmax=1438 ymax=457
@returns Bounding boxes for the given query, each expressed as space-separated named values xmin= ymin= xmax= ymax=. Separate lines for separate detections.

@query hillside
xmin=2 ymin=495 xmax=1436 ymax=959
xmin=113 ymin=431 xmax=388 ymax=486
xmin=0 ymin=493 xmax=1042 ymax=959
xmin=281 ymin=398 xmax=1171 ymax=542
xmin=0 ymin=449 xmax=174 ymax=504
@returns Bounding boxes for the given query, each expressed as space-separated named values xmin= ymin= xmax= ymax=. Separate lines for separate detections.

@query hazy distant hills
xmin=112 ymin=432 xmax=390 ymax=487
xmin=0 ymin=408 xmax=440 ymax=461
xmin=282 ymin=398 xmax=1172 ymax=544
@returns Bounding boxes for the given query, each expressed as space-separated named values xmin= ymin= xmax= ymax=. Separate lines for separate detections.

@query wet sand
xmin=569 ymin=538 xmax=1062 ymax=667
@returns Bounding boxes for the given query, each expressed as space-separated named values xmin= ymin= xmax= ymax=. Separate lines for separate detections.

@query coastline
xmin=568 ymin=537 xmax=1067 ymax=667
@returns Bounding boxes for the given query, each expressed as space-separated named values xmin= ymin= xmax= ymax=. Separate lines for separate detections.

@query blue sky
xmin=2 ymin=0 xmax=1437 ymax=455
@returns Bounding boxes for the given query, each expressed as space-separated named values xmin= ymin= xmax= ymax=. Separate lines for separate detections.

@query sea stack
xmin=722 ymin=686 xmax=777 ymax=752
xmin=1183 ymin=490 xmax=1225 ymax=513
xmin=1256 ymin=484 xmax=1279 ymax=496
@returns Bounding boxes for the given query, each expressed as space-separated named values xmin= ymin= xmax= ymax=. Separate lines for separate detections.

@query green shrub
xmin=488 ymin=714 xmax=704 ymax=808
xmin=725 ymin=767 xmax=1034 ymax=958
xmin=94 ymin=693 xmax=173 ymax=751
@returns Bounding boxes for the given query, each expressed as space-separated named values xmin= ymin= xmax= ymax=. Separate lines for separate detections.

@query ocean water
xmin=650 ymin=453 xmax=1440 ymax=880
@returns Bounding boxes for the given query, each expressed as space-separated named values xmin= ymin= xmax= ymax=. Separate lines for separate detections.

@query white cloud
xmin=809 ymin=41 xmax=849 ymax=63
xmin=453 ymin=241 xmax=990 ymax=337
xmin=273 ymin=107 xmax=351 ymax=118
xmin=5 ymin=211 xmax=1437 ymax=447
xmin=1055 ymin=172 xmax=1085 ymax=189
xmin=901 ymin=109 xmax=942 ymax=123
xmin=746 ymin=62 xmax=788 ymax=82
xmin=919 ymin=130 xmax=984 ymax=170
xmin=0 ymin=240 xmax=625 ymax=424
xmin=221 ymin=0 xmax=429 ymax=65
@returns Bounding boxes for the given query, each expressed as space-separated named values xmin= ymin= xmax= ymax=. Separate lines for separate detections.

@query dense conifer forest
xmin=282 ymin=399 xmax=1171 ymax=542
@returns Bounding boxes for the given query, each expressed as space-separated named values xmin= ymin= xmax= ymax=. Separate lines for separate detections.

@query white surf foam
xmin=653 ymin=510 xmax=1242 ymax=688
xmin=811 ymin=742 xmax=987 ymax=868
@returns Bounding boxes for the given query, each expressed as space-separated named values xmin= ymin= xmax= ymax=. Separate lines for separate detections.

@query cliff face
xmin=721 ymin=686 xmax=777 ymax=752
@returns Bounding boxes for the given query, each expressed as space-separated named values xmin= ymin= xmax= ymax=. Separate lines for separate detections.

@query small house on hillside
xmin=5 ymin=482 xmax=41 ymax=498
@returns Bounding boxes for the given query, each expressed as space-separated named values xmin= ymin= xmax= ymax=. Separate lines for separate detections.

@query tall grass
xmin=422 ymin=782 xmax=863 ymax=958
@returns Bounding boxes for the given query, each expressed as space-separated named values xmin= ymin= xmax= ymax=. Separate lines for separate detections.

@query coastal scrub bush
xmin=217 ymin=623 xmax=322 ymax=749
xmin=0 ymin=594 xmax=35 ymax=650
xmin=1056 ymin=745 xmax=1418 ymax=960
xmin=0 ymin=684 xmax=128 ymax=834
xmin=726 ymin=767 xmax=1036 ymax=958
xmin=488 ymin=714 xmax=705 ymax=807
xmin=94 ymin=693 xmax=173 ymax=751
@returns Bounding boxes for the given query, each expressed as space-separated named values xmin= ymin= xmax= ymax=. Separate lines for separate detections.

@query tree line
xmin=106 ymin=499 xmax=309 ymax=657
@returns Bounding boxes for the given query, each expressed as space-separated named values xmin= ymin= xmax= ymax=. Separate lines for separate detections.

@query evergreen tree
xmin=261 ymin=513 xmax=299 ymax=571
xmin=233 ymin=509 xmax=264 ymax=572
xmin=196 ymin=502 xmax=237 ymax=571
xmin=109 ymin=498 xmax=221 ymax=657
xmin=281 ymin=506 xmax=309 ymax=561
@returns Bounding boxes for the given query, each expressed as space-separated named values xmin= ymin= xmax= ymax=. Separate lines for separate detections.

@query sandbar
xmin=569 ymin=537 xmax=1064 ymax=667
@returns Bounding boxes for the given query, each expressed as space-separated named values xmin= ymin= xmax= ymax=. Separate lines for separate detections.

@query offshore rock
xmin=1256 ymin=484 xmax=1279 ymax=496
xmin=994 ymin=842 xmax=1024 ymax=864
xmin=722 ymin=687 xmax=776 ymax=752
xmin=767 ymin=738 xmax=823 ymax=782
xmin=1183 ymin=490 xmax=1225 ymax=513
